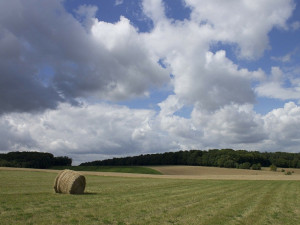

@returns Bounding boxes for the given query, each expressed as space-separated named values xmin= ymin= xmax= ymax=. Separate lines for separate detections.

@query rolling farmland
xmin=1 ymin=167 xmax=300 ymax=224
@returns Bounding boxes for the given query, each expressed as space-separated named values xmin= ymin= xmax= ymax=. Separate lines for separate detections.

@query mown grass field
xmin=50 ymin=166 xmax=162 ymax=175
xmin=1 ymin=169 xmax=300 ymax=225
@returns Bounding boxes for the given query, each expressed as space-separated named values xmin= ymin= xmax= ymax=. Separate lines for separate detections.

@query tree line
xmin=0 ymin=151 xmax=72 ymax=169
xmin=80 ymin=149 xmax=300 ymax=169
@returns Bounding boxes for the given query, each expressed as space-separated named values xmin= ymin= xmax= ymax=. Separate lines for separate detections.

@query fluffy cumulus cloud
xmin=185 ymin=0 xmax=294 ymax=59
xmin=263 ymin=102 xmax=300 ymax=151
xmin=1 ymin=101 xmax=300 ymax=164
xmin=142 ymin=0 xmax=292 ymax=112
xmin=1 ymin=0 xmax=300 ymax=163
xmin=256 ymin=67 xmax=300 ymax=101
xmin=0 ymin=103 xmax=177 ymax=164
xmin=191 ymin=104 xmax=267 ymax=145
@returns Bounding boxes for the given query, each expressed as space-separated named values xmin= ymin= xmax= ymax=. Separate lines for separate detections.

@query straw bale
xmin=54 ymin=169 xmax=86 ymax=194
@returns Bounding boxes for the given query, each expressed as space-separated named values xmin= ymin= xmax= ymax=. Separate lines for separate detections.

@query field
xmin=50 ymin=166 xmax=162 ymax=175
xmin=149 ymin=165 xmax=300 ymax=180
xmin=1 ymin=166 xmax=300 ymax=225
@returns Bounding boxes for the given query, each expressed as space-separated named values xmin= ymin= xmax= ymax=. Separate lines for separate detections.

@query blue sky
xmin=0 ymin=0 xmax=300 ymax=164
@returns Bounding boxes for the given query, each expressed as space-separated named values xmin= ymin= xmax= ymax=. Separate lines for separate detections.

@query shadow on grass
xmin=53 ymin=192 xmax=98 ymax=195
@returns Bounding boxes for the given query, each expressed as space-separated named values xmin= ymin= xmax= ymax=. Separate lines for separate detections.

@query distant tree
xmin=251 ymin=163 xmax=261 ymax=170
xmin=195 ymin=156 xmax=202 ymax=166
xmin=80 ymin=149 xmax=300 ymax=169
xmin=217 ymin=156 xmax=227 ymax=167
xmin=239 ymin=162 xmax=251 ymax=169
xmin=53 ymin=156 xmax=72 ymax=166
xmin=270 ymin=164 xmax=277 ymax=171
xmin=224 ymin=160 xmax=235 ymax=168
xmin=187 ymin=151 xmax=200 ymax=165
xmin=0 ymin=151 xmax=72 ymax=168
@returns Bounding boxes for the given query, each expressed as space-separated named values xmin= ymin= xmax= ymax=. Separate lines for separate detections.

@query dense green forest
xmin=0 ymin=152 xmax=72 ymax=169
xmin=80 ymin=149 xmax=300 ymax=169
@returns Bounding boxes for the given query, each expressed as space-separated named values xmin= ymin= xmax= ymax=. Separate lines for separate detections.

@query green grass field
xmin=50 ymin=166 xmax=162 ymax=175
xmin=1 ymin=169 xmax=300 ymax=225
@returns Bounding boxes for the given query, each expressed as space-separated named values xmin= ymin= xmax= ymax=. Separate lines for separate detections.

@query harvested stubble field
xmin=149 ymin=165 xmax=300 ymax=180
xmin=1 ymin=167 xmax=300 ymax=225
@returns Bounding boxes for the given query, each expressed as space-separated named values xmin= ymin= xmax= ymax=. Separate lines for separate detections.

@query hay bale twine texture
xmin=54 ymin=169 xmax=86 ymax=194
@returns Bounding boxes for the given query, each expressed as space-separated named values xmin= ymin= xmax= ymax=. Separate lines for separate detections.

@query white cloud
xmin=271 ymin=54 xmax=291 ymax=63
xmin=175 ymin=50 xmax=256 ymax=111
xmin=157 ymin=101 xmax=300 ymax=153
xmin=271 ymin=48 xmax=298 ymax=62
xmin=115 ymin=0 xmax=124 ymax=6
xmin=142 ymin=0 xmax=167 ymax=24
xmin=184 ymin=0 xmax=294 ymax=59
xmin=191 ymin=104 xmax=267 ymax=145
xmin=263 ymin=102 xmax=300 ymax=151
xmin=74 ymin=5 xmax=98 ymax=30
xmin=0 ymin=103 xmax=176 ymax=164
xmin=142 ymin=0 xmax=291 ymax=112
xmin=291 ymin=21 xmax=300 ymax=30
xmin=1 ymin=100 xmax=300 ymax=164
xmin=157 ymin=102 xmax=268 ymax=151
xmin=256 ymin=67 xmax=300 ymax=101
xmin=158 ymin=95 xmax=184 ymax=116
xmin=89 ymin=16 xmax=170 ymax=100
xmin=0 ymin=116 xmax=37 ymax=151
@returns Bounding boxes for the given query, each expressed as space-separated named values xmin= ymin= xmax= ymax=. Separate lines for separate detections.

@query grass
xmin=1 ymin=170 xmax=300 ymax=225
xmin=50 ymin=166 xmax=162 ymax=175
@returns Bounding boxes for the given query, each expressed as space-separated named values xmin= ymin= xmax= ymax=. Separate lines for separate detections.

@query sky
xmin=0 ymin=0 xmax=300 ymax=165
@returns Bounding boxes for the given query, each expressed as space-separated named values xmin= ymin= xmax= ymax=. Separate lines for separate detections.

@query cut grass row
xmin=1 ymin=170 xmax=300 ymax=224
xmin=50 ymin=166 xmax=162 ymax=175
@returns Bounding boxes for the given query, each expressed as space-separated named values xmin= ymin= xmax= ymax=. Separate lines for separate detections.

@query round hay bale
xmin=54 ymin=169 xmax=86 ymax=194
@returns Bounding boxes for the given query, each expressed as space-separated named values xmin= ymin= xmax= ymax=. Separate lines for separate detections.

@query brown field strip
xmin=1 ymin=166 xmax=300 ymax=180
